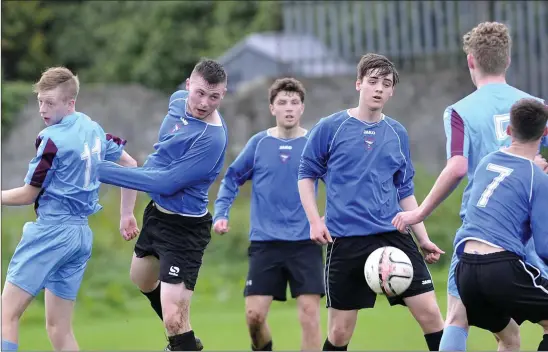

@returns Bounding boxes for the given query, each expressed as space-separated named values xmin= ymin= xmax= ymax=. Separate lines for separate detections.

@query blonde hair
xmin=462 ymin=22 xmax=511 ymax=75
xmin=33 ymin=67 xmax=80 ymax=101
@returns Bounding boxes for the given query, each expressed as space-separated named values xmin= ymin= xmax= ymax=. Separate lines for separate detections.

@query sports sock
xmin=439 ymin=325 xmax=468 ymax=351
xmin=141 ymin=283 xmax=163 ymax=320
xmin=2 ymin=340 xmax=18 ymax=351
xmin=252 ymin=340 xmax=273 ymax=351
xmin=425 ymin=330 xmax=443 ymax=351
xmin=168 ymin=330 xmax=198 ymax=351
xmin=538 ymin=334 xmax=548 ymax=351
xmin=323 ymin=338 xmax=348 ymax=351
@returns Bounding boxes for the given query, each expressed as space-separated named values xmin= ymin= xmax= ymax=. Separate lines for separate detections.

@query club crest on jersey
xmin=279 ymin=152 xmax=290 ymax=163
xmin=363 ymin=129 xmax=375 ymax=150
xmin=171 ymin=124 xmax=181 ymax=133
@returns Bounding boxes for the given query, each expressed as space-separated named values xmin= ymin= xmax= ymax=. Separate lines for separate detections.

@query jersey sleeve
xmin=298 ymin=118 xmax=330 ymax=180
xmin=443 ymin=107 xmax=470 ymax=159
xmin=104 ymin=133 xmax=127 ymax=161
xmin=531 ymin=171 xmax=548 ymax=262
xmin=213 ymin=135 xmax=260 ymax=222
xmin=393 ymin=125 xmax=415 ymax=199
xmin=24 ymin=134 xmax=59 ymax=188
xmin=98 ymin=130 xmax=224 ymax=196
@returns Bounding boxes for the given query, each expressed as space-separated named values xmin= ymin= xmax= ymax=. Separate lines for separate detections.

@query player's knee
xmin=246 ymin=306 xmax=267 ymax=328
xmin=497 ymin=332 xmax=520 ymax=352
xmin=45 ymin=319 xmax=72 ymax=341
xmin=538 ymin=320 xmax=548 ymax=334
xmin=445 ymin=299 xmax=468 ymax=328
xmin=328 ymin=321 xmax=353 ymax=346
xmin=297 ymin=298 xmax=320 ymax=330
xmin=415 ymin=302 xmax=444 ymax=331
xmin=129 ymin=265 xmax=157 ymax=292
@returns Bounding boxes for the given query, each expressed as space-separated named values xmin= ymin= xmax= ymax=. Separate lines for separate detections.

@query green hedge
xmin=1 ymin=81 xmax=33 ymax=137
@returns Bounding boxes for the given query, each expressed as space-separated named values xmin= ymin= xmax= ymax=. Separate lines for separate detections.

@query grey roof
xmin=217 ymin=31 xmax=354 ymax=75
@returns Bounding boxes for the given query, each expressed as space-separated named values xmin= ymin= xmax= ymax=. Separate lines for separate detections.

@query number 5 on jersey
xmin=476 ymin=163 xmax=513 ymax=208
xmin=81 ymin=137 xmax=102 ymax=188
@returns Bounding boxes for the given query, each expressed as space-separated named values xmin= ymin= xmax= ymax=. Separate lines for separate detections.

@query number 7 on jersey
xmin=476 ymin=163 xmax=513 ymax=208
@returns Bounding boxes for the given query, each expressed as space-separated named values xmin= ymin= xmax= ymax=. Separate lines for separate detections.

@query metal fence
xmin=282 ymin=0 xmax=548 ymax=99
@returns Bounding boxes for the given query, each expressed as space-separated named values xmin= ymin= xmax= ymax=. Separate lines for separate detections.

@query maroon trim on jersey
xmin=450 ymin=109 xmax=465 ymax=157
xmin=30 ymin=138 xmax=58 ymax=187
xmin=106 ymin=133 xmax=127 ymax=146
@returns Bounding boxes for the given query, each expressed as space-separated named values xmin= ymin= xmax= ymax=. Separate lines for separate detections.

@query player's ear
xmin=355 ymin=79 xmax=361 ymax=92
xmin=467 ymin=53 xmax=475 ymax=70
xmin=269 ymin=104 xmax=275 ymax=116
xmin=506 ymin=125 xmax=512 ymax=137
xmin=185 ymin=78 xmax=190 ymax=91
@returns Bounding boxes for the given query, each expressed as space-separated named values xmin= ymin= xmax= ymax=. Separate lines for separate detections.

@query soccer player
xmin=97 ymin=59 xmax=228 ymax=351
xmin=391 ymin=22 xmax=548 ymax=351
xmin=453 ymin=98 xmax=548 ymax=351
xmin=213 ymin=78 xmax=324 ymax=351
xmin=298 ymin=53 xmax=445 ymax=351
xmin=1 ymin=67 xmax=139 ymax=351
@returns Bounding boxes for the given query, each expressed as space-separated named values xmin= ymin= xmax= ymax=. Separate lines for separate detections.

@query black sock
xmin=323 ymin=338 xmax=348 ymax=351
xmin=168 ymin=330 xmax=198 ymax=351
xmin=141 ymin=283 xmax=162 ymax=320
xmin=252 ymin=340 xmax=273 ymax=351
xmin=538 ymin=334 xmax=548 ymax=351
xmin=425 ymin=330 xmax=443 ymax=351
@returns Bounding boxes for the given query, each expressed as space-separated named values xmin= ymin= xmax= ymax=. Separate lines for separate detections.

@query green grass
xmin=16 ymin=268 xmax=543 ymax=351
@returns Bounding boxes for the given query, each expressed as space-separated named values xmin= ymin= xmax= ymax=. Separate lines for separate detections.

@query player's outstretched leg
xmin=296 ymin=294 xmax=322 ymax=351
xmin=161 ymin=281 xmax=198 ymax=351
xmin=491 ymin=319 xmax=520 ymax=352
xmin=404 ymin=291 xmax=445 ymax=351
xmin=1 ymin=283 xmax=34 ymax=351
xmin=129 ymin=254 xmax=163 ymax=319
xmin=324 ymin=309 xmax=358 ymax=351
xmin=44 ymin=289 xmax=79 ymax=351
xmin=245 ymin=296 xmax=274 ymax=351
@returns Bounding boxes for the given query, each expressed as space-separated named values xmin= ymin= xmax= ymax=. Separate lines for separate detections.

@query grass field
xmin=16 ymin=267 xmax=543 ymax=351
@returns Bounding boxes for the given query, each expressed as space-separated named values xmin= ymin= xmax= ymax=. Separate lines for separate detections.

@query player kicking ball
xmin=453 ymin=98 xmax=548 ymax=351
xmin=1 ymin=67 xmax=139 ymax=351
xmin=213 ymin=78 xmax=324 ymax=351
xmin=97 ymin=59 xmax=228 ymax=351
xmin=298 ymin=53 xmax=445 ymax=351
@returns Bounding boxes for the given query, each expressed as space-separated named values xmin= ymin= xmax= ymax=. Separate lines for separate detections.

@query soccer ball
xmin=364 ymin=246 xmax=414 ymax=297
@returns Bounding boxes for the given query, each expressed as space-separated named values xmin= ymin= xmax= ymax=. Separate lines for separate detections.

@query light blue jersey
xmin=7 ymin=112 xmax=126 ymax=300
xmin=444 ymin=83 xmax=545 ymax=297
xmin=213 ymin=130 xmax=310 ymax=242
xmin=454 ymin=150 xmax=548 ymax=263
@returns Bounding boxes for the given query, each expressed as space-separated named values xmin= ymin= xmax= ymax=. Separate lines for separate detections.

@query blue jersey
xmin=444 ymin=83 xmax=544 ymax=220
xmin=25 ymin=112 xmax=126 ymax=222
xmin=214 ymin=130 xmax=310 ymax=242
xmin=299 ymin=111 xmax=414 ymax=238
xmin=454 ymin=150 xmax=548 ymax=263
xmin=98 ymin=90 xmax=228 ymax=216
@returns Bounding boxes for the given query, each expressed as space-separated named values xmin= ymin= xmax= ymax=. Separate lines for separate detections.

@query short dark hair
xmin=356 ymin=53 xmax=399 ymax=86
xmin=510 ymin=98 xmax=548 ymax=142
xmin=192 ymin=59 xmax=227 ymax=85
xmin=268 ymin=77 xmax=306 ymax=104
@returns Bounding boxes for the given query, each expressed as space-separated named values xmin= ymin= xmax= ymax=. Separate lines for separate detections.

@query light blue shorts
xmin=447 ymin=249 xmax=460 ymax=299
xmin=6 ymin=219 xmax=93 ymax=301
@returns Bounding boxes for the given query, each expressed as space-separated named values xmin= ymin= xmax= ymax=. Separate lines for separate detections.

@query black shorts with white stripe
xmin=456 ymin=251 xmax=548 ymax=333
xmin=324 ymin=231 xmax=435 ymax=310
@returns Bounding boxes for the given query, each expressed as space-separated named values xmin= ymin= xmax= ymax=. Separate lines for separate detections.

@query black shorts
xmin=244 ymin=240 xmax=325 ymax=301
xmin=134 ymin=201 xmax=212 ymax=290
xmin=325 ymin=231 xmax=435 ymax=310
xmin=456 ymin=251 xmax=548 ymax=333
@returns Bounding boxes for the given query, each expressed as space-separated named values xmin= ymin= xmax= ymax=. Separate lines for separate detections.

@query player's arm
xmin=298 ymin=120 xmax=329 ymax=226
xmin=531 ymin=174 xmax=548 ymax=263
xmin=213 ymin=137 xmax=258 ymax=223
xmin=2 ymin=135 xmax=58 ymax=206
xmin=98 ymin=134 xmax=222 ymax=196
xmin=417 ymin=108 xmax=469 ymax=219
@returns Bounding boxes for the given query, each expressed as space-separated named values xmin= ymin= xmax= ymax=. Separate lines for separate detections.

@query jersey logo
xmin=364 ymin=137 xmax=375 ymax=150
xmin=171 ymin=124 xmax=181 ymax=133
xmin=279 ymin=145 xmax=293 ymax=150
xmin=279 ymin=152 xmax=290 ymax=163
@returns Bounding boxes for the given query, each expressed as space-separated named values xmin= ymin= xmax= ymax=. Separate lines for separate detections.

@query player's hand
xmin=534 ymin=154 xmax=548 ymax=173
xmin=213 ymin=219 xmax=230 ymax=235
xmin=120 ymin=214 xmax=140 ymax=241
xmin=310 ymin=220 xmax=332 ymax=245
xmin=392 ymin=209 xmax=425 ymax=233
xmin=419 ymin=240 xmax=445 ymax=264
